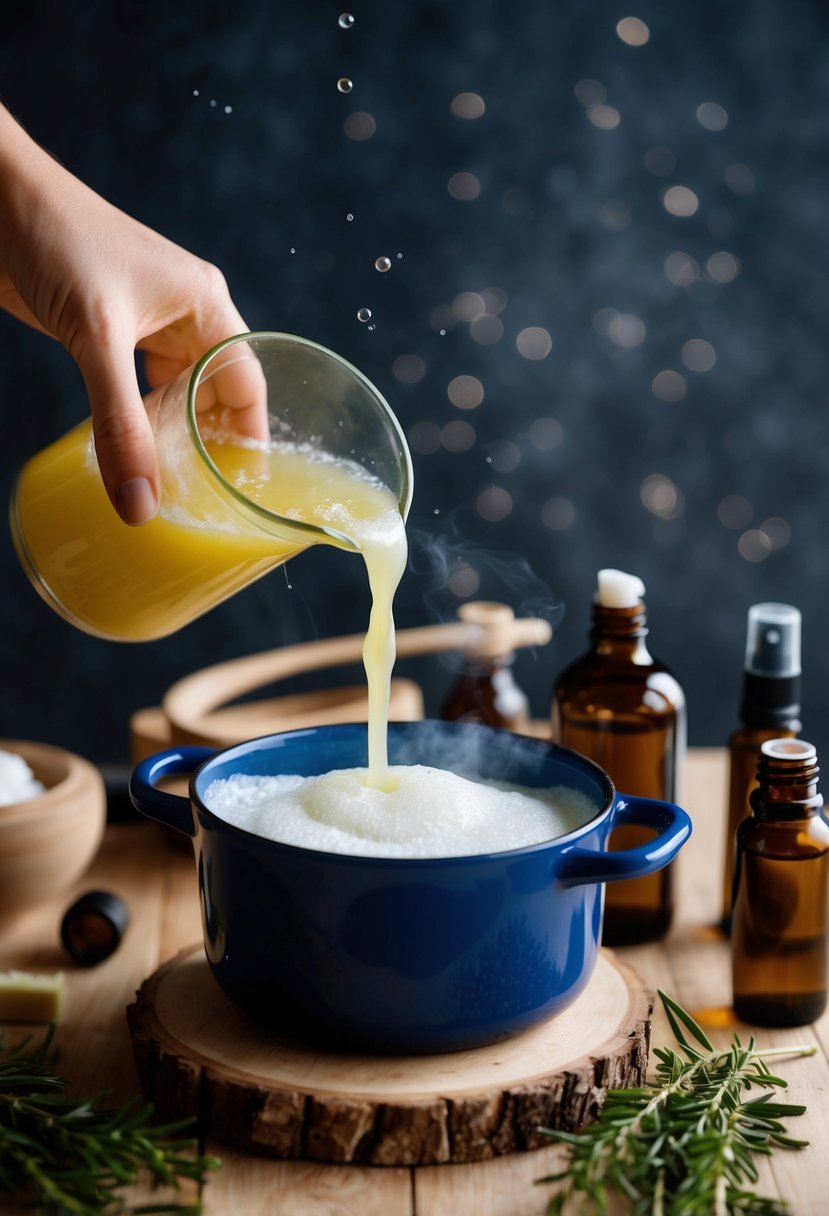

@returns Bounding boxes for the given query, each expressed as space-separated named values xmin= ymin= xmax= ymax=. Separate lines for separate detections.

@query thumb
xmin=79 ymin=343 xmax=160 ymax=526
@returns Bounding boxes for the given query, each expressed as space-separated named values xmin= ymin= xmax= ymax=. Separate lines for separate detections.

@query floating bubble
xmin=516 ymin=326 xmax=554 ymax=359
xmin=408 ymin=422 xmax=441 ymax=454
xmin=664 ymin=251 xmax=699 ymax=286
xmin=392 ymin=355 xmax=426 ymax=384
xmin=761 ymin=517 xmax=791 ymax=550
xmin=725 ymin=163 xmax=756 ymax=195
xmin=447 ymin=374 xmax=484 ymax=409
xmin=448 ymin=563 xmax=480 ymax=597
xmin=337 ymin=78 xmax=353 ymax=94
xmin=357 ymin=307 xmax=372 ymax=323
xmin=738 ymin=529 xmax=772 ymax=563
xmin=681 ymin=338 xmax=716 ymax=372
xmin=574 ymin=79 xmax=606 ymax=106
xmin=640 ymin=474 xmax=683 ymax=519
xmin=224 ymin=105 xmax=233 ymax=114
xmin=346 ymin=212 xmax=354 ymax=221
xmin=696 ymin=101 xmax=728 ymax=131
xmin=645 ymin=146 xmax=676 ymax=177
xmin=396 ymin=252 xmax=403 ymax=259
xmin=717 ymin=494 xmax=753 ymax=530
xmin=652 ymin=370 xmax=687 ymax=402
xmin=662 ymin=185 xmax=699 ymax=217
xmin=289 ymin=247 xmax=296 ymax=254
xmin=608 ymin=314 xmax=645 ymax=349
xmin=367 ymin=324 xmax=376 ymax=331
xmin=470 ymin=314 xmax=504 ymax=346
xmin=338 ymin=12 xmax=355 ymax=28
xmin=344 ymin=111 xmax=376 ymax=140
xmin=477 ymin=486 xmax=513 ymax=522
xmin=488 ymin=439 xmax=521 ymax=472
xmin=616 ymin=17 xmax=650 ymax=46
xmin=451 ymin=92 xmax=486 ymax=120
xmin=541 ymin=496 xmax=577 ymax=532
xmin=192 ymin=89 xmax=200 ymax=97
xmin=209 ymin=99 xmax=217 ymax=108
xmin=441 ymin=420 xmax=476 ymax=452
xmin=528 ymin=417 xmax=563 ymax=450
xmin=452 ymin=291 xmax=486 ymax=322
xmin=706 ymin=251 xmax=740 ymax=283
xmin=448 ymin=172 xmax=481 ymax=201
xmin=375 ymin=256 xmax=392 ymax=272
xmin=586 ymin=105 xmax=621 ymax=130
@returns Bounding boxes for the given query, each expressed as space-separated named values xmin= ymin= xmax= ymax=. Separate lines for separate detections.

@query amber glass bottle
xmin=441 ymin=602 xmax=531 ymax=732
xmin=722 ymin=604 xmax=801 ymax=930
xmin=551 ymin=570 xmax=686 ymax=945
xmin=731 ymin=738 xmax=828 ymax=1027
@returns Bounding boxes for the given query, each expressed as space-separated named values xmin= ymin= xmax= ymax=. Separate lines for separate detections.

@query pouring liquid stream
xmin=199 ymin=435 xmax=408 ymax=789
xmin=15 ymin=422 xmax=408 ymax=787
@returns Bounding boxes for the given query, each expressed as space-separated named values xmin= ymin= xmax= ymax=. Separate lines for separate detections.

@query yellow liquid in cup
xmin=13 ymin=419 xmax=407 ymax=784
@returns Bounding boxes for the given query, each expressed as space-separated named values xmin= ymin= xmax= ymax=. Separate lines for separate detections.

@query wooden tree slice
xmin=128 ymin=945 xmax=652 ymax=1166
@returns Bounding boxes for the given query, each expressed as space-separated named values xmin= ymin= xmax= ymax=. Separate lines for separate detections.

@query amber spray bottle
xmin=731 ymin=738 xmax=828 ymax=1027
xmin=721 ymin=604 xmax=801 ymax=931
xmin=440 ymin=602 xmax=532 ymax=732
xmin=551 ymin=569 xmax=686 ymax=945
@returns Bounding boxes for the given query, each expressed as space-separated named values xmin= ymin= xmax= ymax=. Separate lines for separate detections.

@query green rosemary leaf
xmin=537 ymin=991 xmax=812 ymax=1214
xmin=770 ymin=1133 xmax=810 ymax=1149
xmin=0 ymin=1026 xmax=219 ymax=1215
xmin=657 ymin=988 xmax=715 ymax=1053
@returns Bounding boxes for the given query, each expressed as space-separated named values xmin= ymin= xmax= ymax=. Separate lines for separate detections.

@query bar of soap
xmin=0 ymin=970 xmax=65 ymax=1022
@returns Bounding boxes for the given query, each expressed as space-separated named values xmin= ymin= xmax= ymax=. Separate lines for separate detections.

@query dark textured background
xmin=1 ymin=0 xmax=827 ymax=766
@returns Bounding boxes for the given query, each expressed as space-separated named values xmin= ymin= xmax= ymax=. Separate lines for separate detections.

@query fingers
xmin=194 ymin=342 xmax=270 ymax=443
xmin=140 ymin=273 xmax=270 ymax=445
xmin=191 ymin=290 xmax=270 ymax=443
xmin=78 ymin=341 xmax=160 ymax=526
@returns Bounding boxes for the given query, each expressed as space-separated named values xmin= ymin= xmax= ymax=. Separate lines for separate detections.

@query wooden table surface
xmin=2 ymin=748 xmax=827 ymax=1214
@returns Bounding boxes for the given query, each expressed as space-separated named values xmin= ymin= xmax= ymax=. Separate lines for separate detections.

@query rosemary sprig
xmin=538 ymin=989 xmax=815 ymax=1216
xmin=0 ymin=1025 xmax=219 ymax=1214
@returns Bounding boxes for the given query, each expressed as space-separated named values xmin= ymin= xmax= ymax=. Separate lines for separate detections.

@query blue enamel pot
xmin=130 ymin=721 xmax=691 ymax=1053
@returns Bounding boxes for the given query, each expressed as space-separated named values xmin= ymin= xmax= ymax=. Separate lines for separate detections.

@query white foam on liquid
xmin=203 ymin=764 xmax=598 ymax=858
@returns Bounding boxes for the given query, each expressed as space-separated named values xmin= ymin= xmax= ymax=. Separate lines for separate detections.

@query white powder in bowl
xmin=203 ymin=764 xmax=598 ymax=858
xmin=0 ymin=750 xmax=46 ymax=807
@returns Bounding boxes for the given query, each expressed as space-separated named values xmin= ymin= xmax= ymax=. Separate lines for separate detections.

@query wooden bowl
xmin=0 ymin=740 xmax=106 ymax=926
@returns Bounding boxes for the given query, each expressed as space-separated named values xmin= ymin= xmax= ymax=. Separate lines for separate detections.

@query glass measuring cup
xmin=10 ymin=332 xmax=412 ymax=642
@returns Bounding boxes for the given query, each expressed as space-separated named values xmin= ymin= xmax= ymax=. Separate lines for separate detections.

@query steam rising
xmin=407 ymin=512 xmax=563 ymax=672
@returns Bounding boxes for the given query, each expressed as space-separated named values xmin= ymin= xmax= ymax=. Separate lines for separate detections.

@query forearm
xmin=0 ymin=105 xmax=62 ymax=330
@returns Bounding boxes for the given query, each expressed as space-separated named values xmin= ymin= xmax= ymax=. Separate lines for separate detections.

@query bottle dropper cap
xmin=456 ymin=601 xmax=552 ymax=659
xmin=60 ymin=890 xmax=130 ymax=966
xmin=596 ymin=569 xmax=645 ymax=609
xmin=740 ymin=602 xmax=801 ymax=726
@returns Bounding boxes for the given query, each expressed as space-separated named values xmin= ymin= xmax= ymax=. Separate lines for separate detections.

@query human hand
xmin=0 ymin=106 xmax=266 ymax=525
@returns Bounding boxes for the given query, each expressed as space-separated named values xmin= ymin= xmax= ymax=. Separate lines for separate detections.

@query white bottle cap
xmin=596 ymin=568 xmax=645 ymax=609
xmin=760 ymin=738 xmax=816 ymax=762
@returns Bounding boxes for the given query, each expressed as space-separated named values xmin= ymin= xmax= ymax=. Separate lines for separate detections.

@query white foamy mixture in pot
xmin=203 ymin=764 xmax=597 ymax=858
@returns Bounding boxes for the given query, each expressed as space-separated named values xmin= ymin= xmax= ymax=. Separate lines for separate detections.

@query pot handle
xmin=129 ymin=747 xmax=215 ymax=839
xmin=557 ymin=795 xmax=692 ymax=888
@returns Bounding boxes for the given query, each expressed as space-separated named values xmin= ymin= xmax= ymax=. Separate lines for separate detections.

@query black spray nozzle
xmin=740 ymin=602 xmax=801 ymax=726
xmin=744 ymin=602 xmax=801 ymax=679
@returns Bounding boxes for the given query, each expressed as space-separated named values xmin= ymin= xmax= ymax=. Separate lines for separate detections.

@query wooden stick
xmin=162 ymin=609 xmax=552 ymax=747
